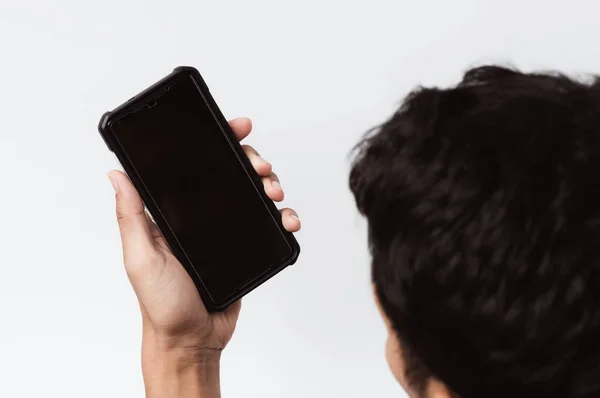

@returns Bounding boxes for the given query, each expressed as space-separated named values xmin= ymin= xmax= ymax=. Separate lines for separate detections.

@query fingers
xmin=263 ymin=172 xmax=284 ymax=202
xmin=229 ymin=118 xmax=252 ymax=141
xmin=242 ymin=144 xmax=286 ymax=202
xmin=240 ymin=142 xmax=299 ymax=230
xmin=280 ymin=208 xmax=301 ymax=232
xmin=242 ymin=144 xmax=272 ymax=176
xmin=108 ymin=170 xmax=158 ymax=274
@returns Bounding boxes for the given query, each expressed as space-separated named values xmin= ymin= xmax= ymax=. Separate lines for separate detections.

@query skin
xmin=374 ymin=291 xmax=449 ymax=398
xmin=108 ymin=117 xmax=450 ymax=398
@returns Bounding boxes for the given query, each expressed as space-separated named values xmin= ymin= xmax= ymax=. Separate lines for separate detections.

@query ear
xmin=426 ymin=378 xmax=453 ymax=398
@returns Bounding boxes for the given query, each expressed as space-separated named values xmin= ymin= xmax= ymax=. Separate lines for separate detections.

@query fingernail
xmin=108 ymin=173 xmax=120 ymax=193
xmin=272 ymin=180 xmax=282 ymax=190
xmin=290 ymin=213 xmax=300 ymax=221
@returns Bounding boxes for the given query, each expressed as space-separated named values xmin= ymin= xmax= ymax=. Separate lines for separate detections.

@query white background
xmin=1 ymin=1 xmax=599 ymax=397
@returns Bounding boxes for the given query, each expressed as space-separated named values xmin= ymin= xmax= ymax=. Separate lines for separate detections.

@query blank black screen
xmin=111 ymin=75 xmax=291 ymax=303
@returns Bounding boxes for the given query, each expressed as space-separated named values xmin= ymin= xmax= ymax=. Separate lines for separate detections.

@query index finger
xmin=229 ymin=117 xmax=253 ymax=141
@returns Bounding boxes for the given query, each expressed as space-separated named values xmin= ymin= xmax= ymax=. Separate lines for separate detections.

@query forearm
xmin=142 ymin=332 xmax=221 ymax=398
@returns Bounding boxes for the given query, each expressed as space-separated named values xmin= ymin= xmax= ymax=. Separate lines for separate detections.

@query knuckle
xmin=262 ymin=161 xmax=273 ymax=174
xmin=115 ymin=194 xmax=126 ymax=221
xmin=115 ymin=208 xmax=129 ymax=230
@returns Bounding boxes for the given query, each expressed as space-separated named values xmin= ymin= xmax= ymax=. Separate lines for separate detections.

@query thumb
xmin=108 ymin=170 xmax=154 ymax=259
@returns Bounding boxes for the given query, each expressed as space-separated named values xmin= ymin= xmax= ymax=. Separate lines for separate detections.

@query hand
xmin=107 ymin=117 xmax=301 ymax=360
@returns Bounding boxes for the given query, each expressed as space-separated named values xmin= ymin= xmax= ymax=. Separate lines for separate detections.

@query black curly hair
xmin=349 ymin=65 xmax=600 ymax=398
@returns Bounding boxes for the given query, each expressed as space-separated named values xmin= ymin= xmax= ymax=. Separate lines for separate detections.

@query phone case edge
xmin=98 ymin=66 xmax=301 ymax=312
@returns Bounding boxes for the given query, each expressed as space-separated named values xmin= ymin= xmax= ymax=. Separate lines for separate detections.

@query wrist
xmin=143 ymin=332 xmax=221 ymax=398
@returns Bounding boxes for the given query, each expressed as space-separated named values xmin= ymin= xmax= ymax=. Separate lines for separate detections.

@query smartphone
xmin=98 ymin=66 xmax=300 ymax=312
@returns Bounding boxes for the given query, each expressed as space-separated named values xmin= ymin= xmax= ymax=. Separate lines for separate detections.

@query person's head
xmin=349 ymin=65 xmax=600 ymax=398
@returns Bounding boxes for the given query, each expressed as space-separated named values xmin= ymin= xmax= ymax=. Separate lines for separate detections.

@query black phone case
xmin=98 ymin=66 xmax=300 ymax=312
